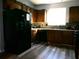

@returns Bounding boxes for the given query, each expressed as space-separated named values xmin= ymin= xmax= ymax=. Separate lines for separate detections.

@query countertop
xmin=31 ymin=28 xmax=79 ymax=31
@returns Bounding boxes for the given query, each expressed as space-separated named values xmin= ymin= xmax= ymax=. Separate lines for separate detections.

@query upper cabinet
xmin=3 ymin=0 xmax=33 ymax=13
xmin=32 ymin=9 xmax=45 ymax=22
xmin=69 ymin=6 xmax=79 ymax=23
xmin=4 ymin=0 xmax=46 ymax=24
xmin=21 ymin=4 xmax=33 ymax=13
xmin=36 ymin=10 xmax=45 ymax=22
xmin=3 ymin=0 xmax=21 ymax=9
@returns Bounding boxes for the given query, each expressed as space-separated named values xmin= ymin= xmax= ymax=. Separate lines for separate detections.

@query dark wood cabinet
xmin=69 ymin=6 xmax=79 ymax=23
xmin=62 ymin=31 xmax=74 ymax=45
xmin=32 ymin=10 xmax=37 ymax=22
xmin=47 ymin=30 xmax=74 ymax=47
xmin=31 ymin=30 xmax=38 ymax=41
xmin=36 ymin=30 xmax=47 ymax=42
xmin=3 ymin=0 xmax=22 ymax=9
xmin=36 ymin=10 xmax=45 ymax=22
xmin=32 ymin=9 xmax=45 ymax=22
xmin=3 ymin=0 xmax=33 ymax=13
xmin=31 ymin=29 xmax=47 ymax=43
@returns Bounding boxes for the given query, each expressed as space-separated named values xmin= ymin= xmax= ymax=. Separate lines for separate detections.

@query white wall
xmin=0 ymin=0 xmax=5 ymax=53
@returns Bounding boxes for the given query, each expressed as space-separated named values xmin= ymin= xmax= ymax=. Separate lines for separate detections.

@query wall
xmin=0 ymin=0 xmax=5 ymax=53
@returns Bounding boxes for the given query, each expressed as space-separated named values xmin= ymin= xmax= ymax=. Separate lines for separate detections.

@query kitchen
xmin=1 ymin=0 xmax=79 ymax=59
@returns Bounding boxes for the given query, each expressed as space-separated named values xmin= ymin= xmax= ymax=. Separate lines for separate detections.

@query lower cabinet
xmin=36 ymin=30 xmax=47 ymax=42
xmin=31 ymin=30 xmax=47 ymax=43
xmin=47 ymin=30 xmax=74 ymax=47
xmin=31 ymin=29 xmax=75 ymax=47
xmin=31 ymin=30 xmax=38 ymax=42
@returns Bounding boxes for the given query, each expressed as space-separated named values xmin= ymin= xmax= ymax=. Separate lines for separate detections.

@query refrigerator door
xmin=3 ymin=9 xmax=31 ymax=54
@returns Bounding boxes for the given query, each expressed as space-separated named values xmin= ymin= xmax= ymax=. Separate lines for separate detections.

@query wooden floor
xmin=0 ymin=53 xmax=17 ymax=59
xmin=0 ymin=43 xmax=76 ymax=59
xmin=18 ymin=43 xmax=76 ymax=59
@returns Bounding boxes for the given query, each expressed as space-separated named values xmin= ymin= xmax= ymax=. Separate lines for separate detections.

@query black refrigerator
xmin=3 ymin=9 xmax=31 ymax=54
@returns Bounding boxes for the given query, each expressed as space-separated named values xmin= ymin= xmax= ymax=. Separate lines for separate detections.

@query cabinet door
xmin=4 ymin=0 xmax=22 ymax=9
xmin=48 ymin=30 xmax=63 ymax=44
xmin=36 ymin=10 xmax=45 ymax=22
xmin=55 ymin=31 xmax=63 ymax=44
xmin=32 ymin=10 xmax=37 ymax=22
xmin=47 ymin=30 xmax=74 ymax=46
xmin=69 ymin=6 xmax=79 ymax=23
xmin=62 ymin=31 xmax=74 ymax=45
xmin=32 ymin=9 xmax=45 ymax=22
xmin=31 ymin=30 xmax=38 ymax=41
xmin=47 ymin=30 xmax=57 ymax=44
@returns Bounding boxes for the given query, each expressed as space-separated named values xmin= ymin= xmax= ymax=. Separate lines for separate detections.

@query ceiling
xmin=16 ymin=0 xmax=79 ymax=9
xmin=17 ymin=0 xmax=76 ymax=5
xmin=30 ymin=0 xmax=76 ymax=5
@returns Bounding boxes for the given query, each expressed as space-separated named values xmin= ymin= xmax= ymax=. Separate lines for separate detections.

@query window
xmin=47 ymin=8 xmax=66 ymax=26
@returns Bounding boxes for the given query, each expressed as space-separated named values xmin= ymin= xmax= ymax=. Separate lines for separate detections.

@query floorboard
xmin=0 ymin=43 xmax=76 ymax=59
xmin=18 ymin=44 xmax=76 ymax=59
